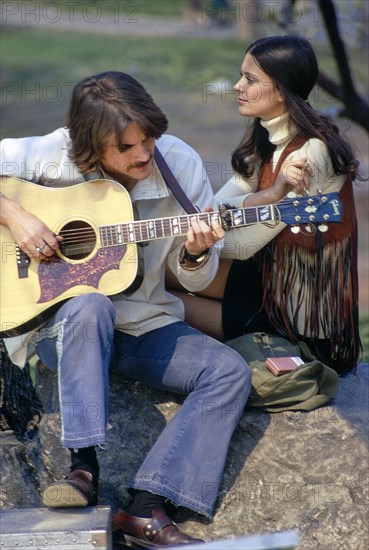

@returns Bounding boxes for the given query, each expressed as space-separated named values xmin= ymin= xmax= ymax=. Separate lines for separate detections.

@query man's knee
xmin=219 ymin=346 xmax=252 ymax=389
xmin=67 ymin=293 xmax=115 ymax=320
xmin=230 ymin=349 xmax=251 ymax=387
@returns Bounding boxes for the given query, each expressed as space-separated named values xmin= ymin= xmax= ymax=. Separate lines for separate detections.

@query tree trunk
xmin=282 ymin=0 xmax=369 ymax=133
xmin=317 ymin=0 xmax=369 ymax=132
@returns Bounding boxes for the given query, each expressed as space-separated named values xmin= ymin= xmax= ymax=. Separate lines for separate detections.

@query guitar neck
xmin=99 ymin=205 xmax=275 ymax=247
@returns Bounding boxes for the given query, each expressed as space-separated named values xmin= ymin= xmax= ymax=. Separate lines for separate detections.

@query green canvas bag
xmin=226 ymin=332 xmax=339 ymax=412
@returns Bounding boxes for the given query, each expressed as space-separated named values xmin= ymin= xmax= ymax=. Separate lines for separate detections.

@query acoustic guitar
xmin=0 ymin=177 xmax=342 ymax=337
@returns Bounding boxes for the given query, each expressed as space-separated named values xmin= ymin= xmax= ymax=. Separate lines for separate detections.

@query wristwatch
xmin=179 ymin=246 xmax=210 ymax=265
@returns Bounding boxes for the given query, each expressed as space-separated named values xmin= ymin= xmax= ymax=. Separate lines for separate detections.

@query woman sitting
xmin=167 ymin=35 xmax=363 ymax=375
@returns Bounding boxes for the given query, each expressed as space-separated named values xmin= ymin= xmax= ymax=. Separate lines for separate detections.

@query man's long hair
xmin=67 ymin=71 xmax=168 ymax=174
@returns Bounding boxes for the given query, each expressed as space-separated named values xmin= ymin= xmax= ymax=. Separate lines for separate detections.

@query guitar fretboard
xmin=99 ymin=206 xmax=275 ymax=247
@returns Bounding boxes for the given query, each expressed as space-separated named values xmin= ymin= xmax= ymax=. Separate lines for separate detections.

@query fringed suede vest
xmin=258 ymin=134 xmax=361 ymax=374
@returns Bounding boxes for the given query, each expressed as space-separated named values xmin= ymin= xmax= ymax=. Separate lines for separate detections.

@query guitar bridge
xmin=16 ymin=245 xmax=30 ymax=278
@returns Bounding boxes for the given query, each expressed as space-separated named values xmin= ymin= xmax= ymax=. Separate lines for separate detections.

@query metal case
xmin=0 ymin=506 xmax=112 ymax=549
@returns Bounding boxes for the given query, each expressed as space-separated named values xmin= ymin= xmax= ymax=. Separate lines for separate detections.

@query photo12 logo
xmin=200 ymin=1 xmax=320 ymax=25
xmin=1 ymin=1 xmax=140 ymax=25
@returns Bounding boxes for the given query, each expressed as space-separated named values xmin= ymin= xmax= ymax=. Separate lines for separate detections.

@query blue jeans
xmin=35 ymin=293 xmax=251 ymax=516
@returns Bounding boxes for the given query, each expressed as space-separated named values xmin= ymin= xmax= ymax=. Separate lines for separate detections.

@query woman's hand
xmin=242 ymin=157 xmax=314 ymax=208
xmin=273 ymin=157 xmax=313 ymax=199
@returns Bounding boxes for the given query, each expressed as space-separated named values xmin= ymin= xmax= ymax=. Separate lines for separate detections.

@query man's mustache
xmin=127 ymin=156 xmax=153 ymax=171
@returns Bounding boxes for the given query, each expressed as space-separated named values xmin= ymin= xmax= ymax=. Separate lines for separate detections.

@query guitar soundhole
xmin=59 ymin=220 xmax=96 ymax=260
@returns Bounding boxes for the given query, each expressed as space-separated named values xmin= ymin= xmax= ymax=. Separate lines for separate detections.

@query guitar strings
xmin=55 ymin=201 xmax=318 ymax=247
xmin=57 ymin=215 xmax=207 ymax=245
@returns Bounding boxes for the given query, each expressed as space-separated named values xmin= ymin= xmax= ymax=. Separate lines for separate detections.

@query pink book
xmin=265 ymin=356 xmax=305 ymax=376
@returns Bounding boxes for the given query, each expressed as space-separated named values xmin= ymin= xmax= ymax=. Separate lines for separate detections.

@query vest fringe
xmin=260 ymin=233 xmax=362 ymax=374
xmin=257 ymin=133 xmax=362 ymax=374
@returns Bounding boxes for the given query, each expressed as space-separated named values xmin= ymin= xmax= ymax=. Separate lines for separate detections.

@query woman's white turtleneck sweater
xmin=214 ymin=112 xmax=346 ymax=260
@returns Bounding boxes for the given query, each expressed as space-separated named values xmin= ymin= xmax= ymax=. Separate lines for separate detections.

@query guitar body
xmin=0 ymin=178 xmax=138 ymax=337
xmin=1 ymin=177 xmax=343 ymax=338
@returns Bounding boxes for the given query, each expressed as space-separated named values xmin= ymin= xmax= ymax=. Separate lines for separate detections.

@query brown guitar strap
xmin=154 ymin=146 xmax=198 ymax=214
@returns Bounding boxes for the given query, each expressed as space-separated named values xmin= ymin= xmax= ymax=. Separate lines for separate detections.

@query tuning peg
xmin=287 ymin=191 xmax=297 ymax=198
xmin=290 ymin=225 xmax=300 ymax=234
xmin=305 ymin=225 xmax=313 ymax=233
xmin=318 ymin=224 xmax=328 ymax=232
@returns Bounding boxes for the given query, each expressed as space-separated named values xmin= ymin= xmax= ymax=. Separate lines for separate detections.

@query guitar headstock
xmin=277 ymin=192 xmax=342 ymax=233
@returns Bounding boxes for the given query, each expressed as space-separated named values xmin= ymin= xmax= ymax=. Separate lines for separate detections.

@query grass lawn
xmin=1 ymin=27 xmax=243 ymax=97
xmin=2 ymin=24 xmax=367 ymax=142
xmin=31 ymin=0 xmax=187 ymax=17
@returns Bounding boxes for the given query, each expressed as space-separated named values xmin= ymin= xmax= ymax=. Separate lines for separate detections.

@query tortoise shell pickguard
xmin=37 ymin=245 xmax=127 ymax=303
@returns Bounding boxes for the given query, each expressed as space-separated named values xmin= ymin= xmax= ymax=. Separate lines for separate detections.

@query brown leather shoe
xmin=42 ymin=469 xmax=97 ymax=508
xmin=112 ymin=507 xmax=205 ymax=547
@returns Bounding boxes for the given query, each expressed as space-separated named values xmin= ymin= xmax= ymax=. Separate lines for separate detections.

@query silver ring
xmin=36 ymin=244 xmax=46 ymax=252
